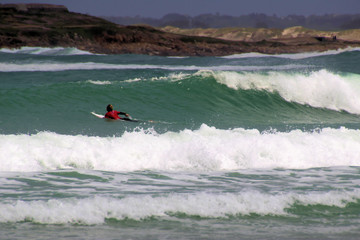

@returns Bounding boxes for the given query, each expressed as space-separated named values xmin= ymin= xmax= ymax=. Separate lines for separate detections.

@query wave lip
xmin=206 ymin=69 xmax=360 ymax=115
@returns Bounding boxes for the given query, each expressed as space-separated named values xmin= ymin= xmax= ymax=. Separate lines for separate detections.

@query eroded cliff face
xmin=1 ymin=4 xmax=359 ymax=56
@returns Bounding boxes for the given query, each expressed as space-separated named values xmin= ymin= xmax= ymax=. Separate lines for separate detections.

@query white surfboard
xmin=91 ymin=112 xmax=104 ymax=119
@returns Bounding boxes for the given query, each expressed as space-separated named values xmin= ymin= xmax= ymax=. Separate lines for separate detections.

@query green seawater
xmin=1 ymin=47 xmax=360 ymax=239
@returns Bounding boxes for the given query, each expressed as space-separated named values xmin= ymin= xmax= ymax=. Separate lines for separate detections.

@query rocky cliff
xmin=1 ymin=4 xmax=360 ymax=56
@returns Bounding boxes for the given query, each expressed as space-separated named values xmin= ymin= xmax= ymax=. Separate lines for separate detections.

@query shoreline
xmin=2 ymin=38 xmax=359 ymax=57
xmin=2 ymin=45 xmax=360 ymax=58
xmin=1 ymin=4 xmax=360 ymax=56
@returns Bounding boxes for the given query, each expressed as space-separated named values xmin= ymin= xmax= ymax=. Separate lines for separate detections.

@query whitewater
xmin=2 ymin=126 xmax=360 ymax=172
xmin=1 ymin=46 xmax=360 ymax=240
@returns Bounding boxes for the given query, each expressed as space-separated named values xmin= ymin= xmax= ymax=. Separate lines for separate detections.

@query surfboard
xmin=91 ymin=112 xmax=139 ymax=122
xmin=91 ymin=112 xmax=104 ymax=119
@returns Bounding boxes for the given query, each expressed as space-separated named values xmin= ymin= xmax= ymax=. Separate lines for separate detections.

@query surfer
xmin=105 ymin=104 xmax=131 ymax=120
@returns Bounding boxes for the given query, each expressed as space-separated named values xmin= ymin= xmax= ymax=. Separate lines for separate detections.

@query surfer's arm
xmin=118 ymin=111 xmax=129 ymax=117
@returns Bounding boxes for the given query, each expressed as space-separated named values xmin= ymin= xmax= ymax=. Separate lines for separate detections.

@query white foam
xmin=1 ymin=125 xmax=360 ymax=172
xmin=223 ymin=47 xmax=360 ymax=60
xmin=0 ymin=47 xmax=93 ymax=55
xmin=86 ymin=80 xmax=112 ymax=85
xmin=206 ymin=69 xmax=360 ymax=114
xmin=123 ymin=77 xmax=143 ymax=83
xmin=0 ymin=61 xmax=306 ymax=72
xmin=0 ymin=62 xmax=118 ymax=72
xmin=3 ymin=46 xmax=359 ymax=59
xmin=0 ymin=189 xmax=358 ymax=224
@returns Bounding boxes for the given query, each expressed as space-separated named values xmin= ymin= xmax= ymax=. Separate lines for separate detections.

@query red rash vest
xmin=104 ymin=110 xmax=126 ymax=120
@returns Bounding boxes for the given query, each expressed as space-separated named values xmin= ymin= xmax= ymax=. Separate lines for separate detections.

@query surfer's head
xmin=106 ymin=104 xmax=113 ymax=112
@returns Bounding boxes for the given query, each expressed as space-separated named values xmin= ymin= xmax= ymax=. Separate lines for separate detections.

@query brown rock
xmin=1 ymin=4 xmax=360 ymax=56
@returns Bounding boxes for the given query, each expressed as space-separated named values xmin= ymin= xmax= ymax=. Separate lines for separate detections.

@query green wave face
xmin=1 ymin=47 xmax=360 ymax=135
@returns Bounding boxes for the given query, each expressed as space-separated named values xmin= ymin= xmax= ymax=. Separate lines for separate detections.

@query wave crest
xmin=205 ymin=69 xmax=360 ymax=114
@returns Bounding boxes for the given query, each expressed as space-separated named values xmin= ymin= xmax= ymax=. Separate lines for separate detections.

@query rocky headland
xmin=1 ymin=3 xmax=360 ymax=56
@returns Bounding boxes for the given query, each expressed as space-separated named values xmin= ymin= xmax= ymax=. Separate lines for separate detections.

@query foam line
xmin=0 ymin=189 xmax=358 ymax=224
xmin=1 ymin=125 xmax=360 ymax=172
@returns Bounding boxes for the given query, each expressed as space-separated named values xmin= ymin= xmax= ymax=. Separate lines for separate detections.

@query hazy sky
xmin=1 ymin=0 xmax=360 ymax=17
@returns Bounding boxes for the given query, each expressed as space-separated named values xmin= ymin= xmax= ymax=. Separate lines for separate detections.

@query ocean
xmin=1 ymin=46 xmax=360 ymax=239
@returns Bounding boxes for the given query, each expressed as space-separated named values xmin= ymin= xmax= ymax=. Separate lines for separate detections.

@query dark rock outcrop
xmin=1 ymin=4 xmax=359 ymax=56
